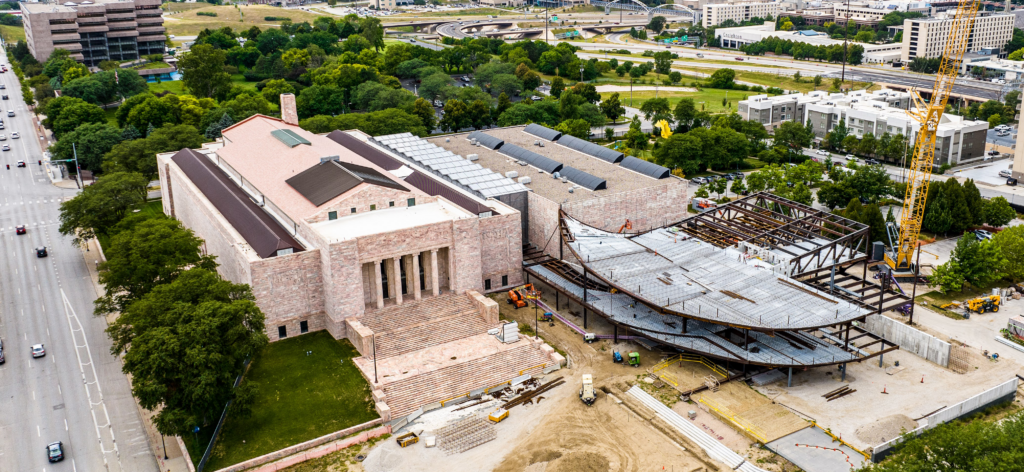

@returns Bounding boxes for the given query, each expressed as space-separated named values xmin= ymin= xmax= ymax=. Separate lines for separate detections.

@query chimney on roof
xmin=280 ymin=93 xmax=298 ymax=126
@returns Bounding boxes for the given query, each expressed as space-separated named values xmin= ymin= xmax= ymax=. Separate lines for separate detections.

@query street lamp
xmin=580 ymin=66 xmax=585 ymax=84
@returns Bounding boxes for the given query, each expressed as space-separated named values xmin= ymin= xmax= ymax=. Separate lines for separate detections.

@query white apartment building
xmin=703 ymin=2 xmax=781 ymax=27
xmin=738 ymin=89 xmax=989 ymax=166
xmin=901 ymin=11 xmax=1014 ymax=62
xmin=716 ymin=24 xmax=903 ymax=63
xmin=832 ymin=1 xmax=930 ymax=25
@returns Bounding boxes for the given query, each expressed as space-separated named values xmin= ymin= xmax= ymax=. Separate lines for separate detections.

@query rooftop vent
xmin=467 ymin=154 xmax=479 ymax=161
xmin=518 ymin=176 xmax=532 ymax=184
xmin=505 ymin=171 xmax=519 ymax=178
xmin=319 ymin=155 xmax=340 ymax=163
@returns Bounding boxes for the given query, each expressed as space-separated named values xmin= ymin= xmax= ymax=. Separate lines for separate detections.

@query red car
xmin=15 ymin=225 xmax=25 ymax=235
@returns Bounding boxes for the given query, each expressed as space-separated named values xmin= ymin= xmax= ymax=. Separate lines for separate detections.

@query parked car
xmin=971 ymin=229 xmax=993 ymax=241
xmin=999 ymin=169 xmax=1012 ymax=178
xmin=691 ymin=176 xmax=709 ymax=184
xmin=1008 ymin=177 xmax=1018 ymax=186
xmin=988 ymin=150 xmax=1000 ymax=156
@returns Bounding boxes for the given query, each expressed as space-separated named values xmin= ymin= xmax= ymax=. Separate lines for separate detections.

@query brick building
xmin=21 ymin=0 xmax=165 ymax=66
xmin=157 ymin=96 xmax=687 ymax=420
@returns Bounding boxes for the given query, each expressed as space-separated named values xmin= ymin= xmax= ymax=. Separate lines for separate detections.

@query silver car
xmin=31 ymin=343 xmax=45 ymax=358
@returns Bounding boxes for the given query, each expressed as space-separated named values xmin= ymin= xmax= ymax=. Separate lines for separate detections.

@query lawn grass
xmin=134 ymin=61 xmax=172 ymax=71
xmin=147 ymin=79 xmax=186 ymax=95
xmin=103 ymin=108 xmax=118 ymax=127
xmin=162 ymin=2 xmax=209 ymax=13
xmin=617 ymin=89 xmax=744 ymax=114
xmin=0 ymin=25 xmax=25 ymax=43
xmin=163 ymin=5 xmax=327 ymax=36
xmin=202 ymin=331 xmax=378 ymax=471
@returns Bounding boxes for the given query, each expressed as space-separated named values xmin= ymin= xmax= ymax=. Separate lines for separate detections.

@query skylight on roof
xmin=271 ymin=129 xmax=311 ymax=148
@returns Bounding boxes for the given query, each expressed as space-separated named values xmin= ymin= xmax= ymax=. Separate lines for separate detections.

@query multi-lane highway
xmin=0 ymin=46 xmax=158 ymax=471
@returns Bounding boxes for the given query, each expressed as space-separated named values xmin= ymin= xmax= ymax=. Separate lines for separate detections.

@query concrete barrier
xmin=213 ymin=419 xmax=385 ymax=472
xmin=862 ymin=315 xmax=950 ymax=367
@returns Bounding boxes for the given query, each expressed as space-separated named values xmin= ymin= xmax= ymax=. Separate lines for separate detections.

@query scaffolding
xmin=435 ymin=415 xmax=497 ymax=455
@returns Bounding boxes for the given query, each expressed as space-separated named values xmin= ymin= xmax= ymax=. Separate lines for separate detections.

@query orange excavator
xmin=507 ymin=283 xmax=535 ymax=309
xmin=618 ymin=219 xmax=633 ymax=233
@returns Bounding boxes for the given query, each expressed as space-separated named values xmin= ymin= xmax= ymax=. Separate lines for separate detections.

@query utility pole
xmin=841 ymin=0 xmax=850 ymax=84
xmin=545 ymin=2 xmax=549 ymax=46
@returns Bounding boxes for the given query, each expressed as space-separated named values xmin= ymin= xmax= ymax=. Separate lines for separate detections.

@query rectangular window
xmin=485 ymin=279 xmax=492 ymax=290
xmin=502 ymin=275 xmax=508 ymax=286
xmin=328 ymin=211 xmax=337 ymax=220
xmin=407 ymin=198 xmax=416 ymax=207
xmin=370 ymin=204 xmax=376 ymax=211
xmin=278 ymin=326 xmax=287 ymax=338
xmin=300 ymin=321 xmax=309 ymax=333
xmin=389 ymin=201 xmax=395 ymax=207
xmin=351 ymin=208 xmax=356 ymax=213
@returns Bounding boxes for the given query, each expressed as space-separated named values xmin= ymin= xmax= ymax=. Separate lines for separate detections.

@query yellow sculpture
xmin=656 ymin=119 xmax=672 ymax=139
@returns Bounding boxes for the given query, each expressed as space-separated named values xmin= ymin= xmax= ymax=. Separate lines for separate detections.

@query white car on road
xmin=815 ymin=149 xmax=829 ymax=156
xmin=11 ymin=131 xmax=18 ymax=139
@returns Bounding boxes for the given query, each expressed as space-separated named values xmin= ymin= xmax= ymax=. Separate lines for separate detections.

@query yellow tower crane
xmin=886 ymin=0 xmax=980 ymax=273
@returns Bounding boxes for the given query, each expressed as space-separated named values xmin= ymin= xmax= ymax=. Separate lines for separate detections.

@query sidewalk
xmin=79 ymin=238 xmax=193 ymax=472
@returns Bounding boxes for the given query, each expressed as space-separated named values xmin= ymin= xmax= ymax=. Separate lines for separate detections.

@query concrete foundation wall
xmin=863 ymin=314 xmax=951 ymax=367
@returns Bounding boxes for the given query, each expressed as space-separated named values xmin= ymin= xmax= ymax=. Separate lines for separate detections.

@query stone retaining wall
xmin=213 ymin=419 xmax=385 ymax=472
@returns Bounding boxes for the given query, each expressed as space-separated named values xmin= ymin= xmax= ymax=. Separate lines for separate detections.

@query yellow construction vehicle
xmin=395 ymin=432 xmax=419 ymax=447
xmin=885 ymin=0 xmax=980 ymax=274
xmin=966 ymin=295 xmax=1000 ymax=314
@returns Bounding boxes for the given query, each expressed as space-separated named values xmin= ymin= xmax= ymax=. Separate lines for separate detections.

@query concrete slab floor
xmin=767 ymin=426 xmax=868 ymax=472
xmin=753 ymin=339 xmax=1021 ymax=451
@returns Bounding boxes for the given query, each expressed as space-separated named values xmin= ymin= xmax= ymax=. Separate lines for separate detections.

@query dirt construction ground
xmin=351 ymin=282 xmax=802 ymax=472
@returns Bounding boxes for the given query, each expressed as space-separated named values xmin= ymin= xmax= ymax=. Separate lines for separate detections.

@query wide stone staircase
xmin=362 ymin=296 xmax=491 ymax=359
xmin=353 ymin=292 xmax=563 ymax=422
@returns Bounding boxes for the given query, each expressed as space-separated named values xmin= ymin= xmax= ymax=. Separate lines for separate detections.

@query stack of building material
xmin=496 ymin=321 xmax=520 ymax=343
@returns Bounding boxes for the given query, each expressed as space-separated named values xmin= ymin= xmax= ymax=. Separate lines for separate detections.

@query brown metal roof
xmin=326 ymin=131 xmax=404 ymax=171
xmin=326 ymin=131 xmax=492 ymax=215
xmin=171 ymin=148 xmax=303 ymax=259
xmin=286 ymin=159 xmax=407 ymax=207
xmin=404 ymin=171 xmax=491 ymax=216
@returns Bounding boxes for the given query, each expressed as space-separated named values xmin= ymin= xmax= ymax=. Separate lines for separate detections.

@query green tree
xmin=49 ymin=122 xmax=123 ymax=171
xmin=993 ymin=225 xmax=1024 ymax=281
xmin=490 ymin=74 xmax=523 ymax=98
xmin=669 ymin=71 xmax=682 ymax=84
xmin=439 ymin=99 xmax=471 ymax=132
xmin=647 ymin=16 xmax=667 ymax=33
xmin=707 ymin=68 xmax=735 ymax=89
xmin=45 ymin=97 xmax=106 ymax=138
xmin=929 ymin=235 xmax=1006 ymax=292
xmin=813 ymin=75 xmax=822 ymax=88
xmin=861 ymin=203 xmax=887 ymax=244
xmin=296 ymin=85 xmax=346 ymax=118
xmin=773 ymin=120 xmax=814 ymax=157
xmin=988 ymin=113 xmax=1003 ymax=127
xmin=58 ymin=172 xmax=149 ymax=246
xmin=96 ymin=216 xmax=218 ymax=315
xmin=260 ymin=78 xmax=295 ymax=104
xmin=555 ymin=118 xmax=592 ymax=139
xmin=108 ymin=268 xmax=267 ymax=437
xmin=984 ymin=196 xmax=1017 ymax=227
xmin=624 ymin=115 xmax=648 ymax=151
xmin=179 ymin=44 xmax=232 ymax=98
xmin=221 ymin=92 xmax=274 ymax=120
xmin=673 ymin=98 xmax=697 ymax=132
xmin=550 ymin=76 xmax=565 ymax=99
xmin=411 ymin=98 xmax=437 ymax=132
xmin=559 ymin=89 xmax=583 ymax=120
xmin=653 ymin=51 xmax=673 ymax=75
xmin=359 ymin=16 xmax=385 ymax=51
xmin=103 ymin=124 xmax=206 ymax=179
xmin=639 ymin=97 xmax=671 ymax=122
xmin=600 ymin=93 xmax=626 ymax=124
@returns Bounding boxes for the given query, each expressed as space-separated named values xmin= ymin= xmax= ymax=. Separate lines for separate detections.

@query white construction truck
xmin=580 ymin=374 xmax=596 ymax=405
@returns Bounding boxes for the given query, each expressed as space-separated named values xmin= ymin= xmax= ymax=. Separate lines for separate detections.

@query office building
xmin=21 ymin=0 xmax=165 ymax=66
xmin=703 ymin=2 xmax=781 ymax=27
xmin=902 ymin=11 xmax=1014 ymax=62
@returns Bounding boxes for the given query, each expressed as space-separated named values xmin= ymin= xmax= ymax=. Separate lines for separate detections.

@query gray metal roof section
xmin=270 ymin=129 xmax=311 ymax=148
xmin=556 ymin=134 xmax=625 ymax=163
xmin=620 ymin=156 xmax=671 ymax=179
xmin=562 ymin=215 xmax=869 ymax=331
xmin=372 ymin=132 xmax=528 ymax=199
xmin=523 ymin=123 xmax=562 ymax=141
xmin=558 ymin=165 xmax=606 ymax=191
xmin=467 ymin=131 xmax=504 ymax=150
xmin=499 ymin=143 xmax=563 ymax=174
xmin=529 ymin=264 xmax=860 ymax=366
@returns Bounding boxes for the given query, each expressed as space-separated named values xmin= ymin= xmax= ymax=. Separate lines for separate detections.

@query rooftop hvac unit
xmin=539 ymin=142 xmax=545 ymax=147
xmin=467 ymin=153 xmax=479 ymax=161
xmin=445 ymin=138 xmax=450 ymax=142
xmin=552 ymin=171 xmax=560 ymax=178
xmin=469 ymin=138 xmax=477 ymax=144
xmin=534 ymin=140 xmax=541 ymax=146
xmin=568 ymin=187 xmax=574 ymax=193
xmin=505 ymin=170 xmax=519 ymax=178
xmin=519 ymin=160 xmax=528 ymax=166
xmin=561 ymin=177 xmax=568 ymax=183
xmin=518 ymin=176 xmax=532 ymax=184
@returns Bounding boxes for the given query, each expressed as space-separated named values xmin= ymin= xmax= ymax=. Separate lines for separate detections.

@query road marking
xmin=58 ymin=384 xmax=61 ymax=395
xmin=36 ymin=425 xmax=39 ymax=437
xmin=32 ymin=390 xmax=35 ymax=400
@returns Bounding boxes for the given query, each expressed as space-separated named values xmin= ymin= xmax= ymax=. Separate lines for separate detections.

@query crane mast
xmin=886 ymin=0 xmax=980 ymax=271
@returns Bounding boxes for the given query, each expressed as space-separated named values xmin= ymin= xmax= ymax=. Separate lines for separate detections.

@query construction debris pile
xmin=436 ymin=416 xmax=497 ymax=455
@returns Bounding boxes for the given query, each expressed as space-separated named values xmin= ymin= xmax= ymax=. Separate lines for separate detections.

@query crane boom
xmin=887 ymin=0 xmax=980 ymax=271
